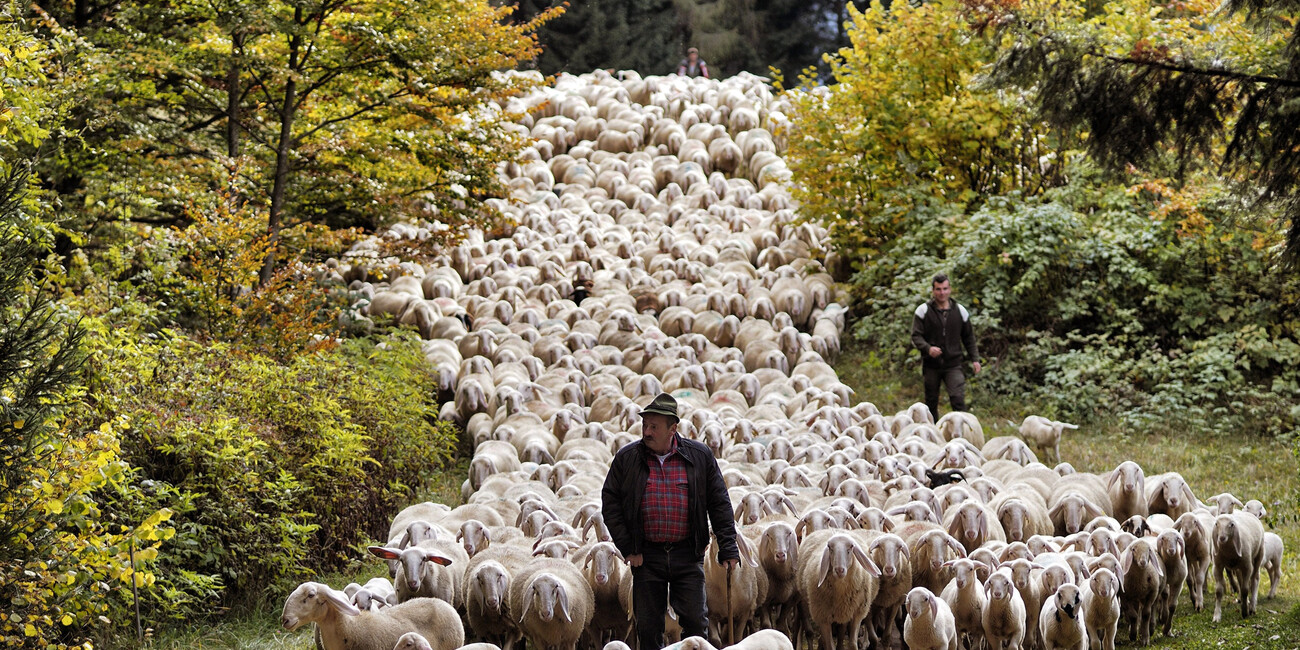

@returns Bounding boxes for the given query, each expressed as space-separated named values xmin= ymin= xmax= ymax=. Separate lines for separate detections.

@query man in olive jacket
xmin=912 ymin=273 xmax=982 ymax=421
xmin=601 ymin=392 xmax=739 ymax=650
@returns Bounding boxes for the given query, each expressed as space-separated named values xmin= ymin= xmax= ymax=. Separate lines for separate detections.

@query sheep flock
xmin=282 ymin=70 xmax=1285 ymax=650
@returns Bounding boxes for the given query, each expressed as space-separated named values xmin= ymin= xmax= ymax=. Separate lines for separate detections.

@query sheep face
xmin=985 ymin=571 xmax=1016 ymax=602
xmin=584 ymin=543 xmax=624 ymax=585
xmin=818 ymin=534 xmax=880 ymax=587
xmin=281 ymin=582 xmax=359 ymax=632
xmin=1053 ymin=583 xmax=1084 ymax=620
xmin=1089 ymin=568 xmax=1119 ymax=600
xmin=522 ymin=574 xmax=572 ymax=623
xmin=368 ymin=546 xmax=453 ymax=593
xmin=906 ymin=587 xmax=939 ymax=620
xmin=869 ymin=534 xmax=909 ymax=579
xmin=472 ymin=562 xmax=510 ymax=613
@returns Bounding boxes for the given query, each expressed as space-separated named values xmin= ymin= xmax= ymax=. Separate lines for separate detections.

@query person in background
xmin=911 ymin=273 xmax=981 ymax=421
xmin=601 ymin=392 xmax=739 ymax=650
xmin=677 ymin=47 xmax=710 ymax=78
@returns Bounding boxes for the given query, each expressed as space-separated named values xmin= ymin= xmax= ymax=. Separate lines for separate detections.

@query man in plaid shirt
xmin=602 ymin=393 xmax=740 ymax=650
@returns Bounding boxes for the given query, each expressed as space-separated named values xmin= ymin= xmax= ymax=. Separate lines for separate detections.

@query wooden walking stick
xmin=726 ymin=562 xmax=735 ymax=646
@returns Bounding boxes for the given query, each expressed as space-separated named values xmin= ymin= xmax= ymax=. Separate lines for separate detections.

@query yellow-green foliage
xmin=77 ymin=326 xmax=457 ymax=612
xmin=785 ymin=0 xmax=1063 ymax=262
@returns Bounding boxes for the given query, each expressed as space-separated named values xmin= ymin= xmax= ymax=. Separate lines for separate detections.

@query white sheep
xmin=796 ymin=530 xmax=882 ymax=650
xmin=1039 ymin=583 xmax=1087 ymax=650
xmin=1173 ymin=511 xmax=1213 ymax=611
xmin=508 ymin=557 xmax=595 ymax=650
xmin=1262 ymin=532 xmax=1284 ymax=600
xmin=1119 ymin=538 xmax=1164 ymax=645
xmin=393 ymin=632 xmax=432 ymax=650
xmin=1154 ymin=529 xmax=1188 ymax=637
xmin=1018 ymin=416 xmax=1077 ymax=465
xmin=1106 ymin=461 xmax=1147 ymax=522
xmin=940 ymin=558 xmax=988 ymax=650
xmin=1082 ymin=568 xmax=1120 ymax=650
xmin=281 ymin=582 xmax=464 ymax=650
xmin=981 ymin=569 xmax=1025 ymax=650
xmin=1212 ymin=512 xmax=1265 ymax=622
xmin=903 ymin=587 xmax=958 ymax=650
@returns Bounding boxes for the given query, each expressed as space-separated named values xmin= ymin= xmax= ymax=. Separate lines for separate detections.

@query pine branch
xmin=1094 ymin=52 xmax=1300 ymax=89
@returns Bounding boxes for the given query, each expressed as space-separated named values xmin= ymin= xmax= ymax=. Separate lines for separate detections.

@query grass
xmin=837 ymin=339 xmax=1300 ymax=647
xmin=126 ymin=340 xmax=1300 ymax=648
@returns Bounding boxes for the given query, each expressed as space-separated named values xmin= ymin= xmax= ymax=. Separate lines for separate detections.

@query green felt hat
xmin=640 ymin=392 xmax=679 ymax=422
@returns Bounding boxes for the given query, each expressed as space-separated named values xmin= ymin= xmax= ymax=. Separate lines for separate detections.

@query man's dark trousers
xmin=924 ymin=365 xmax=966 ymax=421
xmin=632 ymin=541 xmax=709 ymax=650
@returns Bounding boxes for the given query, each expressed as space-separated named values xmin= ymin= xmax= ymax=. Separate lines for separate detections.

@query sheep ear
xmin=455 ymin=529 xmax=464 ymax=542
xmin=929 ymin=595 xmax=938 ymax=619
xmin=852 ymin=542 xmax=881 ymax=577
xmin=424 ymin=552 xmax=453 ymax=566
xmin=816 ymin=547 xmax=833 ymax=588
xmin=368 ymin=546 xmax=401 ymax=561
xmin=781 ymin=495 xmax=798 ymax=514
xmin=1107 ymin=469 xmax=1122 ymax=489
xmin=945 ymin=535 xmax=967 ymax=558
xmin=557 ymin=584 xmax=572 ymax=622
xmin=520 ymin=584 xmax=534 ymax=619
xmin=881 ymin=517 xmax=896 ymax=533
xmin=1048 ymin=502 xmax=1065 ymax=519
xmin=1182 ymin=484 xmax=1197 ymax=507
xmin=323 ymin=586 xmax=362 ymax=617
xmin=1121 ymin=550 xmax=1134 ymax=578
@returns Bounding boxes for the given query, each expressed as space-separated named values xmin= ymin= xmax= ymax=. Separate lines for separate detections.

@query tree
xmin=37 ymin=0 xmax=559 ymax=282
xmin=784 ymin=0 xmax=1064 ymax=265
xmin=990 ymin=0 xmax=1300 ymax=260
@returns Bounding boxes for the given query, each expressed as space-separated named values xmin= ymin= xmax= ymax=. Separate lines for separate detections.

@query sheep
xmin=1119 ymin=538 xmax=1164 ymax=646
xmin=795 ymin=530 xmax=882 ymax=650
xmin=903 ymin=587 xmax=958 ymax=650
xmin=1018 ymin=416 xmax=1077 ymax=465
xmin=1154 ymin=529 xmax=1187 ymax=637
xmin=940 ymin=558 xmax=988 ymax=650
xmin=393 ymin=633 xmax=434 ymax=650
xmin=509 ymin=558 xmax=595 ymax=650
xmin=369 ymin=539 xmax=467 ymax=607
xmin=675 ymin=630 xmax=795 ymax=650
xmin=943 ymin=500 xmax=1006 ymax=553
xmin=1081 ymin=568 xmax=1120 ymax=650
xmin=281 ymin=582 xmax=464 ymax=650
xmin=1212 ymin=511 xmax=1265 ymax=622
xmin=1106 ymin=461 xmax=1147 ymax=522
xmin=350 ymin=577 xmax=398 ymax=612
xmin=1174 ymin=511 xmax=1213 ymax=611
xmin=705 ymin=531 xmax=768 ymax=642
xmin=1263 ymin=532 xmax=1284 ymax=600
xmin=981 ymin=569 xmax=1026 ymax=650
xmin=1039 ymin=583 xmax=1087 ymax=650
xmin=1144 ymin=472 xmax=1198 ymax=520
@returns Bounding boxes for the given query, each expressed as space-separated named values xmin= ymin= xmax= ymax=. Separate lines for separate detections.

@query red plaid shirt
xmin=641 ymin=436 xmax=690 ymax=543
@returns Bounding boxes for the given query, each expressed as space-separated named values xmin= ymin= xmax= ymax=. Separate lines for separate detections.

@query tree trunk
xmin=260 ymin=15 xmax=302 ymax=286
xmin=226 ymin=32 xmax=244 ymax=159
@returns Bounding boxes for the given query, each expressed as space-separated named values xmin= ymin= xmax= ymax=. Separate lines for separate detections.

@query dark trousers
xmin=924 ymin=365 xmax=967 ymax=422
xmin=632 ymin=541 xmax=709 ymax=650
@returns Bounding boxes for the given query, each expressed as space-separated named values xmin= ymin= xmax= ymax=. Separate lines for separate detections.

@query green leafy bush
xmin=77 ymin=327 xmax=457 ymax=614
xmin=847 ymin=163 xmax=1300 ymax=436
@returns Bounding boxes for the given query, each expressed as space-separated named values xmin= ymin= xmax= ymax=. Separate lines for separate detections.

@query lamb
xmin=1263 ymin=532 xmax=1284 ymax=600
xmin=463 ymin=559 xmax=521 ymax=650
xmin=369 ymin=540 xmax=466 ymax=607
xmin=940 ymin=558 xmax=988 ymax=650
xmin=509 ymin=558 xmax=595 ymax=650
xmin=281 ymin=582 xmax=464 ymax=650
xmin=1174 ymin=511 xmax=1212 ymax=611
xmin=981 ymin=569 xmax=1026 ymax=650
xmin=1212 ymin=511 xmax=1265 ymax=622
xmin=795 ymin=530 xmax=882 ymax=650
xmin=1039 ymin=583 xmax=1087 ymax=650
xmin=1018 ymin=416 xmax=1077 ymax=465
xmin=1154 ymin=529 xmax=1187 ymax=637
xmin=1082 ymin=568 xmax=1120 ymax=650
xmin=1119 ymin=538 xmax=1164 ymax=646
xmin=393 ymin=633 xmax=434 ymax=650
xmin=903 ymin=587 xmax=958 ymax=650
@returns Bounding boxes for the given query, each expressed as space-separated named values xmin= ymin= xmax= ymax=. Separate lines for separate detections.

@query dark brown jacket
xmin=911 ymin=299 xmax=979 ymax=369
xmin=601 ymin=435 xmax=739 ymax=563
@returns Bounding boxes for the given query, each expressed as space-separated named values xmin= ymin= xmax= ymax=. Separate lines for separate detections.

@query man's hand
xmin=973 ymin=361 xmax=982 ymax=374
xmin=724 ymin=558 xmax=739 ymax=570
xmin=928 ymin=346 xmax=942 ymax=358
xmin=627 ymin=554 xmax=643 ymax=567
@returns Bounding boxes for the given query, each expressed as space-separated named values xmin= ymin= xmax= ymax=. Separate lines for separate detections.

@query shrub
xmin=77 ymin=328 xmax=457 ymax=613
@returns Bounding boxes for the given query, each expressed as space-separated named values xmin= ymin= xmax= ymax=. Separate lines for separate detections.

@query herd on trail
xmin=278 ymin=70 xmax=1285 ymax=650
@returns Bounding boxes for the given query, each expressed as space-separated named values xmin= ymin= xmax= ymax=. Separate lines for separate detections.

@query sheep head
xmin=817 ymin=533 xmax=880 ymax=587
xmin=281 ymin=581 xmax=359 ymax=632
xmin=522 ymin=573 xmax=571 ymax=623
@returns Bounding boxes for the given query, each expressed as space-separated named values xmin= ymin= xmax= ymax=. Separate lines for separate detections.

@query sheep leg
xmin=818 ymin=621 xmax=836 ymax=650
xmin=846 ymin=618 xmax=863 ymax=650
xmin=1212 ymin=565 xmax=1226 ymax=622
xmin=1268 ymin=559 xmax=1280 ymax=599
xmin=1189 ymin=564 xmax=1206 ymax=611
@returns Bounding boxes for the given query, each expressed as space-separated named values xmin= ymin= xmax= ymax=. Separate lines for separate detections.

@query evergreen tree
xmin=991 ymin=0 xmax=1300 ymax=261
